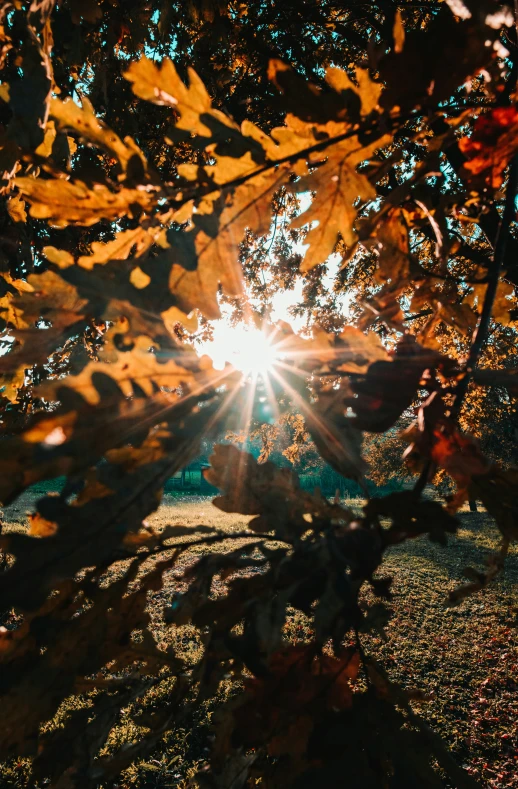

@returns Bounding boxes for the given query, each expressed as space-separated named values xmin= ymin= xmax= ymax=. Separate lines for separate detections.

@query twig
xmin=402 ymin=308 xmax=434 ymax=323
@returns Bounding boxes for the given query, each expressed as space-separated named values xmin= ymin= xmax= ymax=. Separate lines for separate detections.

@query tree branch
xmin=450 ymin=155 xmax=518 ymax=422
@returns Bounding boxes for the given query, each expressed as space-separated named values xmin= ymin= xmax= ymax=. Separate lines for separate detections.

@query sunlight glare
xmin=201 ymin=323 xmax=279 ymax=377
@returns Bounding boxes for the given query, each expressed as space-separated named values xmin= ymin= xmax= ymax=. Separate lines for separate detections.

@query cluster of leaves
xmin=0 ymin=0 xmax=518 ymax=786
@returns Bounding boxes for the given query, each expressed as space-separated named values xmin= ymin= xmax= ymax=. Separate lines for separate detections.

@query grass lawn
xmin=0 ymin=492 xmax=516 ymax=788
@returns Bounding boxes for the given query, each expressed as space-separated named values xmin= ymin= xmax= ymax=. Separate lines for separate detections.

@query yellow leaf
xmin=77 ymin=227 xmax=155 ymax=268
xmin=161 ymin=305 xmax=198 ymax=334
xmin=366 ymin=211 xmax=411 ymax=285
xmin=336 ymin=326 xmax=390 ymax=374
xmin=38 ymin=335 xmax=222 ymax=405
xmin=325 ymin=67 xmax=384 ymax=116
xmin=293 ymin=132 xmax=391 ymax=271
xmin=45 ymin=227 xmax=161 ymax=270
xmin=124 ymin=56 xmax=238 ymax=141
xmin=34 ymin=120 xmax=57 ymax=158
xmin=67 ymin=135 xmax=77 ymax=156
xmin=268 ymin=60 xmax=383 ymax=124
xmin=0 ymin=367 xmax=26 ymax=402
xmin=50 ymin=96 xmax=146 ymax=173
xmin=129 ymin=266 xmax=151 ymax=289
xmin=24 ymin=411 xmax=77 ymax=444
xmin=16 ymin=177 xmax=154 ymax=228
xmin=7 ymin=194 xmax=27 ymax=223
xmin=43 ymin=246 xmax=74 ymax=268
xmin=168 ymin=165 xmax=289 ymax=318
xmin=0 ymin=273 xmax=33 ymax=330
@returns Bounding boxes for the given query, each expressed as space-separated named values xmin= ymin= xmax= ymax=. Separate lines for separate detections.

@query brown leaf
xmin=205 ymin=444 xmax=351 ymax=539
xmin=0 ymin=270 xmax=88 ymax=372
xmin=205 ymin=444 xmax=305 ymax=537
xmin=430 ymin=428 xmax=490 ymax=510
xmin=0 ymin=272 xmax=35 ymax=332
xmin=393 ymin=9 xmax=405 ymax=54
xmin=0 ymin=367 xmax=26 ymax=402
xmin=28 ymin=511 xmax=58 ymax=537
xmin=305 ymin=382 xmax=366 ymax=482
xmin=365 ymin=491 xmax=459 ymax=546
xmin=367 ymin=210 xmax=410 ymax=285
xmin=346 ymin=337 xmax=439 ymax=432
xmin=268 ymin=61 xmax=383 ymax=123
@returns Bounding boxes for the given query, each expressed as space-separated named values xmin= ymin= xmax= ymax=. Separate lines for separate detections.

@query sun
xmin=201 ymin=322 xmax=280 ymax=377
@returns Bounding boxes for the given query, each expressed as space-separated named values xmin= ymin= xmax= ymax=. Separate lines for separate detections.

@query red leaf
xmin=459 ymin=107 xmax=518 ymax=189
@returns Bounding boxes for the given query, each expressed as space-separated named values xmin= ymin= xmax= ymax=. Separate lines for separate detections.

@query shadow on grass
xmin=385 ymin=513 xmax=518 ymax=589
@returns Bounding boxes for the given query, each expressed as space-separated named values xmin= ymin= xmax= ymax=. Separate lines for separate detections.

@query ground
xmin=0 ymin=492 xmax=516 ymax=788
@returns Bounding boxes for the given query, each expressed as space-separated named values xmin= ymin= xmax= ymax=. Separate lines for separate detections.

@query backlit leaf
xmin=16 ymin=177 xmax=155 ymax=227
xmin=50 ymin=95 xmax=147 ymax=174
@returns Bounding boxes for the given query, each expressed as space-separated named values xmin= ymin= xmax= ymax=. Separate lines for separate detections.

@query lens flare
xmin=201 ymin=323 xmax=280 ymax=377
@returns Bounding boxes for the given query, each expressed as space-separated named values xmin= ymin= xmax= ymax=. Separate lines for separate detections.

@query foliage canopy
xmin=0 ymin=0 xmax=517 ymax=786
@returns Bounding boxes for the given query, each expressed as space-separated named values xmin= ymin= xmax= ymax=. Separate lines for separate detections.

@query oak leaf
xmin=50 ymin=95 xmax=146 ymax=174
xmin=16 ymin=177 xmax=155 ymax=227
xmin=7 ymin=193 xmax=27 ymax=223
xmin=44 ymin=225 xmax=165 ymax=270
xmin=292 ymin=131 xmax=391 ymax=271
xmin=39 ymin=335 xmax=219 ymax=405
xmin=167 ymin=166 xmax=290 ymax=317
xmin=268 ymin=60 xmax=383 ymax=124
xmin=124 ymin=56 xmax=240 ymax=143
xmin=459 ymin=107 xmax=518 ymax=189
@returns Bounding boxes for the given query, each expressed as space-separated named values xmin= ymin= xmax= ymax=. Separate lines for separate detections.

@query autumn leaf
xmin=205 ymin=443 xmax=306 ymax=537
xmin=344 ymin=337 xmax=441 ymax=433
xmin=44 ymin=225 xmax=166 ymax=270
xmin=39 ymin=335 xmax=220 ymax=405
xmin=0 ymin=367 xmax=26 ymax=403
xmin=7 ymin=193 xmax=27 ymax=223
xmin=459 ymin=107 xmax=518 ymax=189
xmin=167 ymin=166 xmax=289 ymax=317
xmin=28 ymin=511 xmax=59 ymax=537
xmin=1 ymin=7 xmax=517 ymax=788
xmin=292 ymin=130 xmax=391 ymax=270
xmin=50 ymin=95 xmax=147 ymax=175
xmin=205 ymin=444 xmax=352 ymax=538
xmin=267 ymin=61 xmax=383 ymax=123
xmin=124 ymin=56 xmax=240 ymax=143
xmin=430 ymin=428 xmax=490 ymax=510
xmin=16 ymin=177 xmax=155 ymax=227
xmin=0 ymin=272 xmax=34 ymax=331
xmin=470 ymin=466 xmax=518 ymax=541
xmin=304 ymin=382 xmax=366 ymax=481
